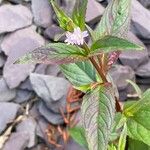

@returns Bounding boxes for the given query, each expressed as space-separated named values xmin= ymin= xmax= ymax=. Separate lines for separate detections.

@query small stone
xmin=38 ymin=102 xmax=64 ymax=125
xmin=0 ymin=4 xmax=32 ymax=34
xmin=44 ymin=25 xmax=64 ymax=41
xmin=16 ymin=117 xmax=37 ymax=148
xmin=119 ymin=32 xmax=149 ymax=70
xmin=1 ymin=27 xmax=45 ymax=88
xmin=30 ymin=73 xmax=70 ymax=101
xmin=14 ymin=89 xmax=34 ymax=103
xmin=31 ymin=0 xmax=53 ymax=28
xmin=136 ymin=60 xmax=150 ymax=78
xmin=36 ymin=117 xmax=49 ymax=139
xmin=0 ymin=102 xmax=20 ymax=133
xmin=34 ymin=64 xmax=48 ymax=74
xmin=19 ymin=78 xmax=33 ymax=91
xmin=30 ymin=73 xmax=70 ymax=113
xmin=3 ymin=132 xmax=29 ymax=150
xmin=131 ymin=0 xmax=150 ymax=42
xmin=0 ymin=78 xmax=16 ymax=102
xmin=86 ymin=0 xmax=104 ymax=23
xmin=109 ymin=65 xmax=135 ymax=90
xmin=45 ymin=65 xmax=60 ymax=76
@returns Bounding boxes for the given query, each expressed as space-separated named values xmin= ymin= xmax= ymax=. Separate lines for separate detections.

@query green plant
xmin=14 ymin=0 xmax=150 ymax=149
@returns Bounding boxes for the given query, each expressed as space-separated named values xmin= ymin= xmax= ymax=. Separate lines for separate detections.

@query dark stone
xmin=38 ymin=102 xmax=64 ymax=125
xmin=0 ymin=102 xmax=20 ymax=133
xmin=131 ymin=0 xmax=150 ymax=42
xmin=0 ymin=78 xmax=16 ymax=102
xmin=119 ymin=32 xmax=149 ymax=70
xmin=16 ymin=117 xmax=37 ymax=148
xmin=3 ymin=132 xmax=29 ymax=150
xmin=31 ymin=0 xmax=53 ymax=28
xmin=136 ymin=60 xmax=150 ymax=78
xmin=44 ymin=25 xmax=64 ymax=41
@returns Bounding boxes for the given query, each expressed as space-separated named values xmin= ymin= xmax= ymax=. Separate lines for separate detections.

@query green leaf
xmin=15 ymin=43 xmax=87 ymax=65
xmin=127 ymin=118 xmax=150 ymax=146
xmin=60 ymin=61 xmax=97 ymax=88
xmin=50 ymin=0 xmax=75 ymax=31
xmin=69 ymin=127 xmax=88 ymax=148
xmin=108 ymin=144 xmax=117 ymax=150
xmin=125 ymin=89 xmax=150 ymax=146
xmin=81 ymin=86 xmax=116 ymax=150
xmin=72 ymin=0 xmax=88 ymax=30
xmin=94 ymin=0 xmax=131 ymax=40
xmin=118 ymin=123 xmax=127 ymax=150
xmin=85 ymin=24 xmax=96 ymax=42
xmin=124 ymin=89 xmax=150 ymax=116
xmin=128 ymin=138 xmax=150 ymax=150
xmin=90 ymin=36 xmax=143 ymax=55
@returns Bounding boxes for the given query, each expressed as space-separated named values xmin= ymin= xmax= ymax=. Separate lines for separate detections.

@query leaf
xmin=125 ymin=89 xmax=150 ymax=146
xmin=16 ymin=43 xmax=87 ymax=65
xmin=69 ymin=127 xmax=88 ymax=148
xmin=94 ymin=0 xmax=131 ymax=40
xmin=72 ymin=0 xmax=88 ymax=30
xmin=127 ymin=118 xmax=150 ymax=146
xmin=81 ymin=85 xmax=116 ymax=150
xmin=118 ymin=123 xmax=127 ymax=150
xmin=60 ymin=61 xmax=97 ymax=88
xmin=50 ymin=0 xmax=75 ymax=31
xmin=90 ymin=36 xmax=143 ymax=55
xmin=128 ymin=138 xmax=150 ymax=150
xmin=124 ymin=89 xmax=150 ymax=116
xmin=126 ymin=80 xmax=142 ymax=98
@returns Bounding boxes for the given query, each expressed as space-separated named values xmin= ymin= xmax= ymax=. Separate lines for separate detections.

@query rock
xmin=0 ymin=53 xmax=5 ymax=68
xmin=3 ymin=132 xmax=29 ymax=150
xmin=30 ymin=73 xmax=70 ymax=113
xmin=44 ymin=25 xmax=64 ymax=41
xmin=0 ymin=4 xmax=32 ymax=34
xmin=131 ymin=0 xmax=150 ymax=42
xmin=34 ymin=64 xmax=48 ymax=74
xmin=14 ymin=89 xmax=34 ymax=103
xmin=138 ymin=0 xmax=150 ymax=8
xmin=63 ymin=0 xmax=76 ymax=14
xmin=38 ymin=102 xmax=64 ymax=125
xmin=119 ymin=32 xmax=149 ymax=70
xmin=0 ymin=78 xmax=16 ymax=102
xmin=16 ymin=117 xmax=37 ymax=148
xmin=86 ymin=0 xmax=104 ymax=23
xmin=0 ymin=102 xmax=20 ymax=133
xmin=136 ymin=77 xmax=150 ymax=85
xmin=1 ymin=27 xmax=45 ymax=88
xmin=31 ymin=0 xmax=53 ymax=28
xmin=36 ymin=117 xmax=49 ymax=139
xmin=109 ymin=65 xmax=135 ymax=90
xmin=45 ymin=65 xmax=60 ymax=76
xmin=19 ymin=78 xmax=33 ymax=91
xmin=136 ymin=60 xmax=150 ymax=78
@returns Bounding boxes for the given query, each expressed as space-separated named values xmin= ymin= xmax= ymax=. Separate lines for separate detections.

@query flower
xmin=65 ymin=27 xmax=88 ymax=45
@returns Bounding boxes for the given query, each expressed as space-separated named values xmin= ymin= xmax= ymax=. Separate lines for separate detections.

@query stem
xmin=89 ymin=57 xmax=107 ymax=83
xmin=82 ymin=42 xmax=107 ymax=83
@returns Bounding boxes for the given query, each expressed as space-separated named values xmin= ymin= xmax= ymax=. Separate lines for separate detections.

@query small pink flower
xmin=65 ymin=27 xmax=88 ymax=45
